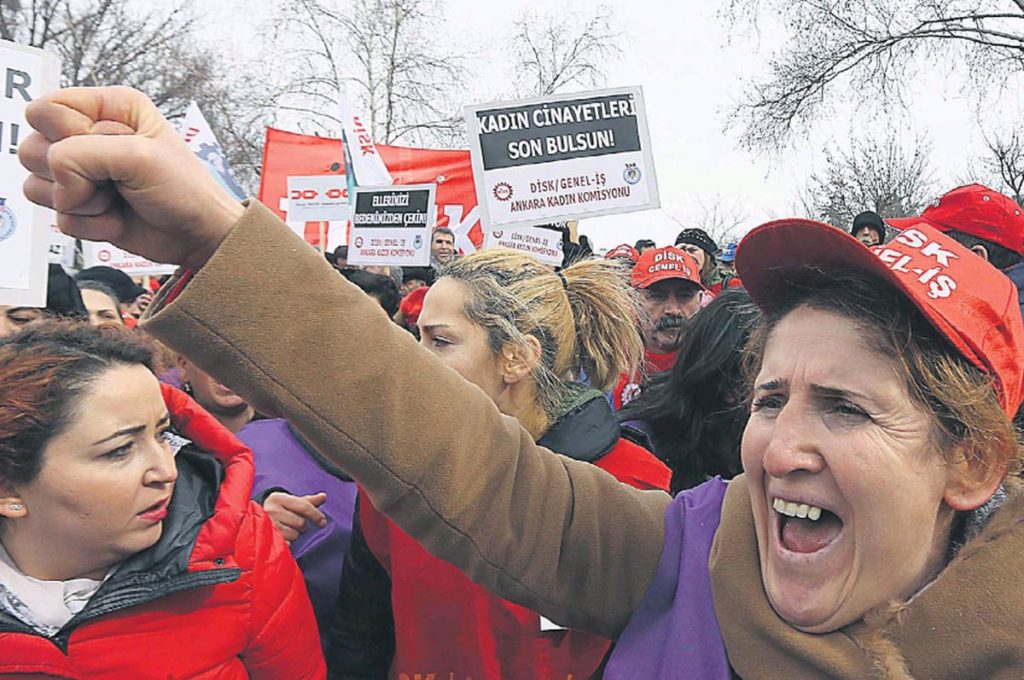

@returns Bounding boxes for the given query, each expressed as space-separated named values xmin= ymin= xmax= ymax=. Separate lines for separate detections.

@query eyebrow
xmin=91 ymin=413 xmax=171 ymax=446
xmin=419 ymin=324 xmax=451 ymax=333
xmin=755 ymin=378 xmax=785 ymax=392
xmin=754 ymin=378 xmax=871 ymax=402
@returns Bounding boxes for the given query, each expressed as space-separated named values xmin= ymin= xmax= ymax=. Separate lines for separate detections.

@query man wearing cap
xmin=612 ymin=246 xmax=705 ymax=410
xmin=851 ymin=211 xmax=886 ymax=247
xmin=887 ymin=184 xmax=1024 ymax=317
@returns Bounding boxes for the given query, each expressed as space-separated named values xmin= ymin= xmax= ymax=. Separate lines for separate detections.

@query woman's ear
xmin=0 ymin=484 xmax=27 ymax=519
xmin=500 ymin=336 xmax=542 ymax=385
xmin=175 ymin=354 xmax=190 ymax=381
xmin=944 ymin=445 xmax=1005 ymax=512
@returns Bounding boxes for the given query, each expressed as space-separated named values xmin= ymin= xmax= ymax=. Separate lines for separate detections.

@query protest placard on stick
xmin=81 ymin=242 xmax=176 ymax=277
xmin=465 ymin=87 xmax=659 ymax=230
xmin=482 ymin=226 xmax=564 ymax=267
xmin=347 ymin=184 xmax=435 ymax=267
xmin=0 ymin=40 xmax=59 ymax=306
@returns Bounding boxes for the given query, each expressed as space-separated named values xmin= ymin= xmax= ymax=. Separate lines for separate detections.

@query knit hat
xmin=674 ymin=228 xmax=719 ymax=257
xmin=851 ymin=211 xmax=886 ymax=243
xmin=75 ymin=266 xmax=146 ymax=303
xmin=737 ymin=218 xmax=1024 ymax=416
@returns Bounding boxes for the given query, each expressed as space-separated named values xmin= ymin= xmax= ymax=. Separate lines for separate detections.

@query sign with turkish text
xmin=0 ymin=40 xmax=59 ymax=305
xmin=347 ymin=184 xmax=435 ymax=267
xmin=81 ymin=241 xmax=176 ymax=277
xmin=339 ymin=95 xmax=393 ymax=187
xmin=465 ymin=87 xmax=660 ymax=229
xmin=482 ymin=225 xmax=564 ymax=267
xmin=259 ymin=128 xmax=482 ymax=254
xmin=48 ymin=223 xmax=75 ymax=269
xmin=286 ymin=175 xmax=351 ymax=222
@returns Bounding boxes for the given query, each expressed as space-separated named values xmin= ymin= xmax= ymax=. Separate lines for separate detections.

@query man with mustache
xmin=612 ymin=246 xmax=705 ymax=410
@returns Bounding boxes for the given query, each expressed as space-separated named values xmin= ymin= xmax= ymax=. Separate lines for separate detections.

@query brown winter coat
xmin=144 ymin=200 xmax=1024 ymax=679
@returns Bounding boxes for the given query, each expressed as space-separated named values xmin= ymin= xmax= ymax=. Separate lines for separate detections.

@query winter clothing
xmin=328 ymin=388 xmax=670 ymax=679
xmin=612 ymin=349 xmax=677 ymax=411
xmin=75 ymin=266 xmax=147 ymax=303
xmin=143 ymin=200 xmax=1024 ymax=678
xmin=851 ymin=211 xmax=886 ymax=244
xmin=0 ymin=383 xmax=325 ymax=679
xmin=673 ymin=228 xmax=718 ymax=257
xmin=1003 ymin=260 xmax=1024 ymax=320
xmin=237 ymin=418 xmax=358 ymax=638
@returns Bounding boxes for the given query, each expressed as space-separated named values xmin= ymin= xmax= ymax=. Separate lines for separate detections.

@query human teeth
xmin=773 ymin=498 xmax=826 ymax=521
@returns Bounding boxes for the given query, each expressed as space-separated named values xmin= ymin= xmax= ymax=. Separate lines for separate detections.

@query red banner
xmin=258 ymin=128 xmax=482 ymax=252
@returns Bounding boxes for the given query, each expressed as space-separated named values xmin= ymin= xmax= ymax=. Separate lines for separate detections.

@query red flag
xmin=259 ymin=128 xmax=482 ymax=251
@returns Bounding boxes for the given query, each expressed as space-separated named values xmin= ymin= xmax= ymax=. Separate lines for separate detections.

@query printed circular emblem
xmin=354 ymin=236 xmax=364 ymax=248
xmin=414 ymin=235 xmax=423 ymax=249
xmin=493 ymin=182 xmax=513 ymax=202
xmin=492 ymin=230 xmax=503 ymax=239
xmin=98 ymin=249 xmax=112 ymax=263
xmin=623 ymin=163 xmax=642 ymax=186
xmin=0 ymin=198 xmax=16 ymax=243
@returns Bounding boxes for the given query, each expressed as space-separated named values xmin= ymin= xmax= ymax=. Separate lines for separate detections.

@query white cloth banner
xmin=0 ymin=40 xmax=59 ymax=304
xmin=338 ymin=95 xmax=393 ymax=187
xmin=81 ymin=241 xmax=176 ymax=277
xmin=180 ymin=101 xmax=247 ymax=200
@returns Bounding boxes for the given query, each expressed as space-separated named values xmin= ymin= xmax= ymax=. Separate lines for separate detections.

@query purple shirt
xmin=605 ymin=478 xmax=732 ymax=679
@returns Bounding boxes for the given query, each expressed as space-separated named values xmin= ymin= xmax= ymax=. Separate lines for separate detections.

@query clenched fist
xmin=19 ymin=86 xmax=244 ymax=271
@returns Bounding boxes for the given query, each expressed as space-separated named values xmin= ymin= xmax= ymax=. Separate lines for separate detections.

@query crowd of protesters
xmin=2 ymin=85 xmax=1024 ymax=680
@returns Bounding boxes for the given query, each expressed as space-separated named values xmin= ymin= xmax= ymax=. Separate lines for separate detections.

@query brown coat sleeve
xmin=143 ymin=200 xmax=670 ymax=638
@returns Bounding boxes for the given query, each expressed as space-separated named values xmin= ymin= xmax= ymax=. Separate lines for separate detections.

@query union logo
xmin=492 ymin=182 xmax=513 ymax=202
xmin=0 ymin=198 xmax=16 ymax=243
xmin=623 ymin=163 xmax=642 ymax=186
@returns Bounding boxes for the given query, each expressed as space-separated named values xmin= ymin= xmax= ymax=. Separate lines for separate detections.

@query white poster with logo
xmin=81 ymin=241 xmax=176 ymax=276
xmin=347 ymin=184 xmax=435 ymax=267
xmin=0 ymin=40 xmax=59 ymax=305
xmin=465 ymin=87 xmax=659 ymax=230
xmin=48 ymin=223 xmax=76 ymax=268
xmin=286 ymin=175 xmax=351 ymax=222
xmin=180 ymin=101 xmax=247 ymax=200
xmin=482 ymin=225 xmax=564 ymax=267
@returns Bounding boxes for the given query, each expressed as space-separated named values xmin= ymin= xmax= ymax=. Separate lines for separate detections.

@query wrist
xmin=183 ymin=195 xmax=245 ymax=271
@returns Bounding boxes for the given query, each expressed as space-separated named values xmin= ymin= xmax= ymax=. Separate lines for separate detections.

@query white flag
xmin=180 ymin=101 xmax=247 ymax=200
xmin=338 ymin=95 xmax=393 ymax=187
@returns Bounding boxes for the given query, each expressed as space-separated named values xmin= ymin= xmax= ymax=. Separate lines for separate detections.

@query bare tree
xmin=725 ymin=0 xmax=1024 ymax=152
xmin=273 ymin=0 xmax=465 ymax=147
xmin=802 ymin=133 xmax=936 ymax=228
xmin=978 ymin=128 xmax=1024 ymax=206
xmin=686 ymin=194 xmax=750 ymax=246
xmin=509 ymin=6 xmax=622 ymax=96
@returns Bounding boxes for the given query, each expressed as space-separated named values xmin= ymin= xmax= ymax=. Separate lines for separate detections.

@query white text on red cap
xmin=874 ymin=228 xmax=959 ymax=300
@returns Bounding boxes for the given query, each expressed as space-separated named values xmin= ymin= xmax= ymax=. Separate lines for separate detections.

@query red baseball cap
xmin=736 ymin=219 xmax=1024 ymax=416
xmin=605 ymin=243 xmax=641 ymax=264
xmin=631 ymin=246 xmax=705 ymax=290
xmin=887 ymin=184 xmax=1024 ymax=256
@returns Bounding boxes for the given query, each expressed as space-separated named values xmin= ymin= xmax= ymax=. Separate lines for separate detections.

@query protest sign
xmin=48 ymin=223 xmax=76 ymax=269
xmin=180 ymin=101 xmax=247 ymax=200
xmin=286 ymin=175 xmax=351 ymax=222
xmin=347 ymin=184 xmax=435 ymax=267
xmin=482 ymin=226 xmax=564 ymax=267
xmin=339 ymin=95 xmax=393 ymax=187
xmin=0 ymin=40 xmax=58 ymax=305
xmin=259 ymin=128 xmax=482 ymax=253
xmin=81 ymin=241 xmax=176 ymax=277
xmin=465 ymin=87 xmax=659 ymax=229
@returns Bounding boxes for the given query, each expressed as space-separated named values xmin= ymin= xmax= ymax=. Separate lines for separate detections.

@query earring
xmin=182 ymin=381 xmax=193 ymax=396
xmin=9 ymin=504 xmax=22 ymax=511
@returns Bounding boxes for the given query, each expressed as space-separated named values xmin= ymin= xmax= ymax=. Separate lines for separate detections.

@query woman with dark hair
xmin=77 ymin=279 xmax=125 ymax=326
xmin=620 ymin=288 xmax=759 ymax=493
xmin=25 ymin=87 xmax=1024 ymax=677
xmin=0 ymin=322 xmax=323 ymax=677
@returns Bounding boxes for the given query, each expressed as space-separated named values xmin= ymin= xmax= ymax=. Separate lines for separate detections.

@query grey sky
xmin=195 ymin=0 xmax=1021 ymax=250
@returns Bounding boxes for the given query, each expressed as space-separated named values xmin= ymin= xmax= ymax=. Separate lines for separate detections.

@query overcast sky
xmin=197 ymin=0 xmax=1022 ymax=250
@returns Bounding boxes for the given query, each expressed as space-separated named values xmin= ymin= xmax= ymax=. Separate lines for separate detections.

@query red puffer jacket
xmin=0 ymin=384 xmax=325 ymax=679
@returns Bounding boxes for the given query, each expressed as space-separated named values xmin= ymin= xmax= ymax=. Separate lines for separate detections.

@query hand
xmin=263 ymin=492 xmax=328 ymax=543
xmin=19 ymin=86 xmax=244 ymax=271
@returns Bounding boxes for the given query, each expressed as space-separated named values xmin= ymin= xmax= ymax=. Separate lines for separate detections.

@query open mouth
xmin=773 ymin=497 xmax=844 ymax=554
xmin=138 ymin=498 xmax=169 ymax=521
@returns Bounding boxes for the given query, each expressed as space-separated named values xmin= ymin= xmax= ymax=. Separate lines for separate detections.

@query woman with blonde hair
xmin=328 ymin=249 xmax=670 ymax=679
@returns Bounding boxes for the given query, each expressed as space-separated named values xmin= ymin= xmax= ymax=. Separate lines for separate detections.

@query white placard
xmin=180 ymin=101 xmax=247 ymax=200
xmin=482 ymin=225 xmax=564 ymax=267
xmin=286 ymin=175 xmax=350 ymax=222
xmin=81 ymin=241 xmax=176 ymax=276
xmin=48 ymin=223 xmax=75 ymax=268
xmin=0 ymin=40 xmax=59 ymax=305
xmin=465 ymin=87 xmax=660 ymax=230
xmin=347 ymin=184 xmax=435 ymax=267
xmin=338 ymin=94 xmax=393 ymax=186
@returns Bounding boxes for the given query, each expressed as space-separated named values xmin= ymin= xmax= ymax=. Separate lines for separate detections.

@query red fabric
xmin=707 ymin=276 xmax=743 ymax=296
xmin=612 ymin=349 xmax=678 ymax=411
xmin=738 ymin=219 xmax=1024 ymax=416
xmin=399 ymin=286 xmax=429 ymax=329
xmin=361 ymin=438 xmax=669 ymax=680
xmin=0 ymin=385 xmax=325 ymax=679
xmin=259 ymin=128 xmax=482 ymax=251
xmin=887 ymin=183 xmax=1024 ymax=255
xmin=631 ymin=246 xmax=704 ymax=290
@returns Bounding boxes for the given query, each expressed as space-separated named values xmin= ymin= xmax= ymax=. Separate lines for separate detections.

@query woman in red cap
xmin=21 ymin=86 xmax=1024 ymax=678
